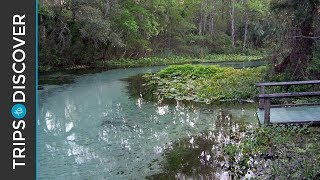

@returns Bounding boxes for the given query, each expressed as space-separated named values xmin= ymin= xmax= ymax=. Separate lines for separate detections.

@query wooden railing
xmin=256 ymin=80 xmax=320 ymax=124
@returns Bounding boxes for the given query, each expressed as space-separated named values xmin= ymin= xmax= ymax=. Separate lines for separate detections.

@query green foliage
xmin=247 ymin=0 xmax=267 ymax=15
xmin=100 ymin=56 xmax=196 ymax=68
xmin=76 ymin=5 xmax=113 ymax=46
xmin=39 ymin=0 xmax=271 ymax=67
xmin=210 ymin=33 xmax=233 ymax=54
xmin=96 ymin=54 xmax=264 ymax=69
xmin=309 ymin=46 xmax=320 ymax=78
xmin=204 ymin=54 xmax=264 ymax=62
xmin=157 ymin=64 xmax=226 ymax=78
xmin=224 ymin=144 xmax=238 ymax=163
xmin=144 ymin=64 xmax=265 ymax=103
xmin=227 ymin=125 xmax=320 ymax=179
xmin=114 ymin=0 xmax=161 ymax=48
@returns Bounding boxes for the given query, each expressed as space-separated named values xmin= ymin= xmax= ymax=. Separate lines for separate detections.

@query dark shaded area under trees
xmin=271 ymin=0 xmax=320 ymax=80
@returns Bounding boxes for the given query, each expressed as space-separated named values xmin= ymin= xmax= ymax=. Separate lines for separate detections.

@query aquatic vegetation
xmin=225 ymin=125 xmax=320 ymax=179
xmin=143 ymin=64 xmax=265 ymax=103
xmin=96 ymin=54 xmax=264 ymax=69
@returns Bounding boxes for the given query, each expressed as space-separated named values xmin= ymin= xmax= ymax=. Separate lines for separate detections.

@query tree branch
xmin=289 ymin=35 xmax=320 ymax=39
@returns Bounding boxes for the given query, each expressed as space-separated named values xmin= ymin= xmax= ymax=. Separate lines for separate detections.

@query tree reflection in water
xmin=147 ymin=109 xmax=254 ymax=179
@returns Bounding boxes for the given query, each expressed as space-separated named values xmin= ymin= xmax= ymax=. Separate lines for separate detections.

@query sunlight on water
xmin=39 ymin=66 xmax=259 ymax=179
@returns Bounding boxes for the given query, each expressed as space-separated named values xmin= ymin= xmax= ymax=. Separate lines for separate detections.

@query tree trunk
xmin=102 ymin=46 xmax=108 ymax=60
xmin=199 ymin=0 xmax=208 ymax=35
xmin=221 ymin=0 xmax=225 ymax=20
xmin=198 ymin=2 xmax=203 ymax=35
xmin=209 ymin=0 xmax=215 ymax=35
xmin=203 ymin=0 xmax=208 ymax=34
xmin=230 ymin=0 xmax=235 ymax=47
xmin=104 ymin=0 xmax=110 ymax=17
xmin=243 ymin=19 xmax=248 ymax=50
xmin=242 ymin=0 xmax=249 ymax=50
xmin=39 ymin=15 xmax=46 ymax=44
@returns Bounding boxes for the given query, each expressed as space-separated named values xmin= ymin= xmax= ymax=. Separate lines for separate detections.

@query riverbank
xmin=39 ymin=54 xmax=265 ymax=73
xmin=228 ymin=125 xmax=320 ymax=179
xmin=97 ymin=54 xmax=264 ymax=69
xmin=139 ymin=64 xmax=320 ymax=179
xmin=148 ymin=123 xmax=320 ymax=179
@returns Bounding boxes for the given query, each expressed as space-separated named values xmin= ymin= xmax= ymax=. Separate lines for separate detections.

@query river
xmin=38 ymin=61 xmax=263 ymax=179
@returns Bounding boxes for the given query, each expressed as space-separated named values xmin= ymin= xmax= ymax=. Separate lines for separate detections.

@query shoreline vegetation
xmin=232 ymin=125 xmax=320 ymax=179
xmin=143 ymin=64 xmax=265 ymax=103
xmin=39 ymin=54 xmax=265 ymax=73
xmin=148 ymin=123 xmax=320 ymax=179
xmin=139 ymin=64 xmax=320 ymax=178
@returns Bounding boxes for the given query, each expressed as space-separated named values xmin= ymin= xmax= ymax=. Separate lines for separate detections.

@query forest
xmin=38 ymin=0 xmax=320 ymax=179
xmin=39 ymin=0 xmax=319 ymax=80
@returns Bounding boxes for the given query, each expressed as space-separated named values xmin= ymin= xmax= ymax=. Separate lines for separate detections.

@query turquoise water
xmin=38 ymin=65 xmax=259 ymax=179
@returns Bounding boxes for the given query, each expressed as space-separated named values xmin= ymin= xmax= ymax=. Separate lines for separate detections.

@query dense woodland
xmin=39 ymin=0 xmax=320 ymax=80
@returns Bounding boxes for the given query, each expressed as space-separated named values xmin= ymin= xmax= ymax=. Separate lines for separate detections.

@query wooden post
xmin=259 ymin=86 xmax=265 ymax=109
xmin=264 ymin=98 xmax=271 ymax=124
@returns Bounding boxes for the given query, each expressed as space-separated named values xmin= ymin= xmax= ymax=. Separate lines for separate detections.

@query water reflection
xmin=39 ymin=67 xmax=258 ymax=179
xmin=147 ymin=107 xmax=253 ymax=179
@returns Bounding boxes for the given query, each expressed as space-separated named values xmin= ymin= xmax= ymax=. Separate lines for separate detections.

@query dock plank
xmin=256 ymin=80 xmax=320 ymax=87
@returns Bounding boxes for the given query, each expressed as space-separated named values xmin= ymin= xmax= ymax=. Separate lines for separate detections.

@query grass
xmin=95 ymin=54 xmax=264 ymax=69
xmin=143 ymin=64 xmax=265 ymax=103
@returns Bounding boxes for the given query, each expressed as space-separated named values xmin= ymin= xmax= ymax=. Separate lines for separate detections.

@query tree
xmin=272 ymin=0 xmax=320 ymax=80
xmin=242 ymin=0 xmax=249 ymax=50
xmin=38 ymin=0 xmax=275 ymax=67
xmin=208 ymin=0 xmax=216 ymax=35
xmin=229 ymin=0 xmax=236 ymax=47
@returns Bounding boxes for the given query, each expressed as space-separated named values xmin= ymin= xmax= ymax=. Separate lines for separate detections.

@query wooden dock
xmin=256 ymin=80 xmax=320 ymax=125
